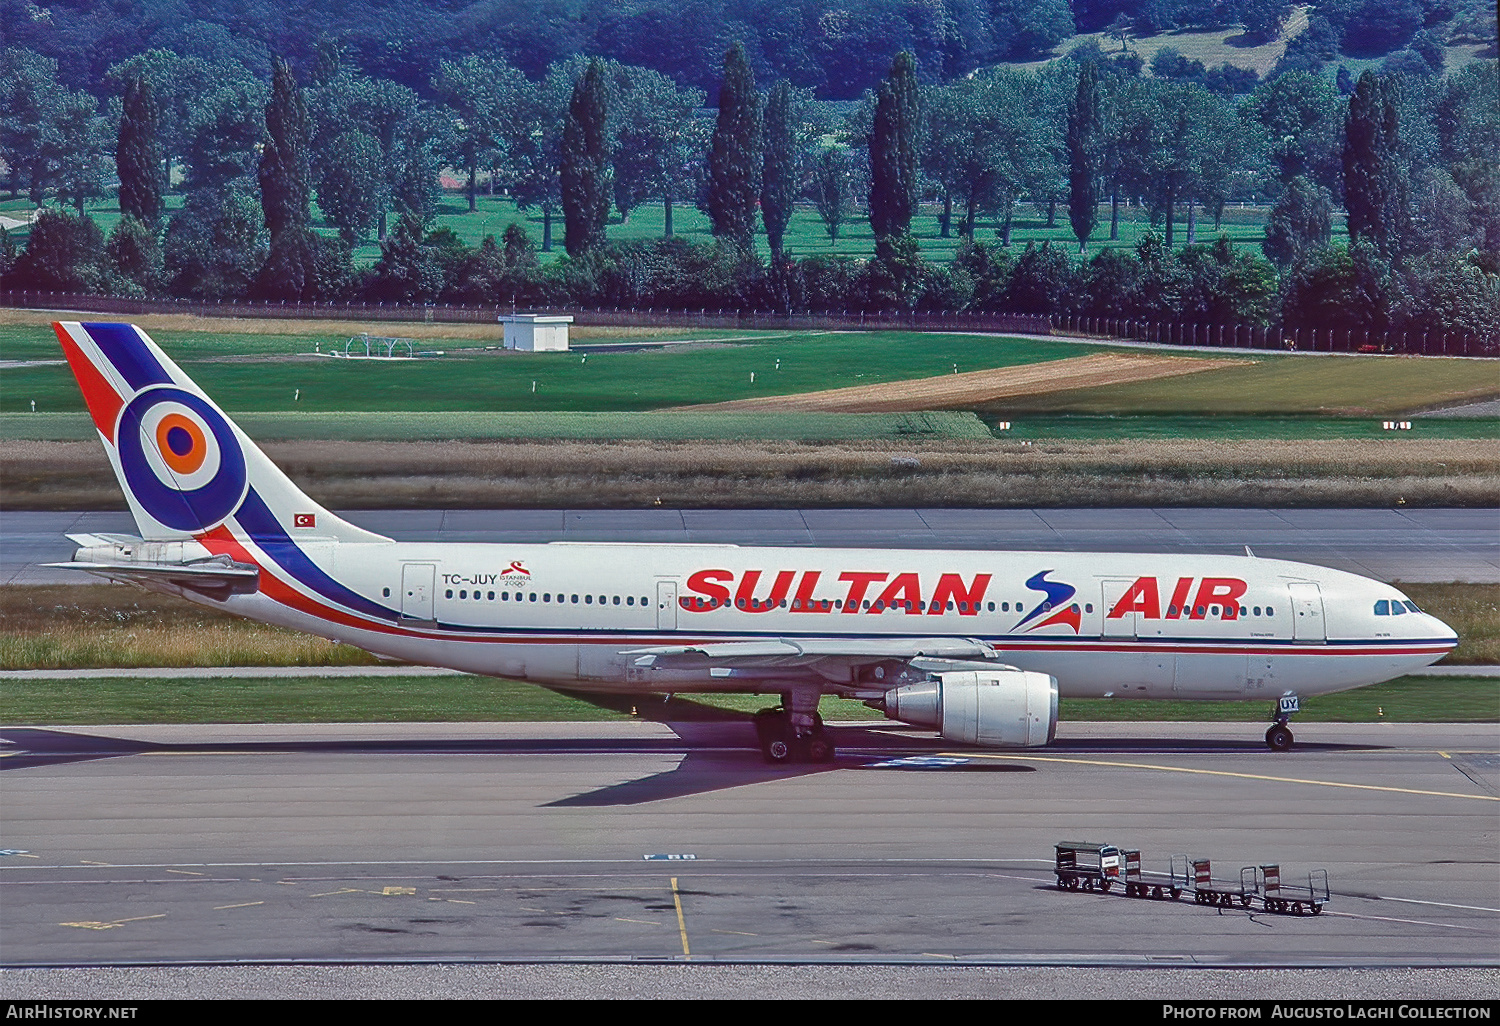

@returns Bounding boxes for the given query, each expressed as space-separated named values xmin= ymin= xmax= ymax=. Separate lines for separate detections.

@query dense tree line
xmin=1 ymin=31 xmax=1497 ymax=344
xmin=4 ymin=0 xmax=1494 ymax=103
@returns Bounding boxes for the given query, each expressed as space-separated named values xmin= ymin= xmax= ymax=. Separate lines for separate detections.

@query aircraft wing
xmin=623 ymin=637 xmax=1013 ymax=672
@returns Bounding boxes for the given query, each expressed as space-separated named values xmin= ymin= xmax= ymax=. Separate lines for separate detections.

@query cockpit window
xmin=1402 ymin=600 xmax=1420 ymax=613
xmin=1374 ymin=600 xmax=1390 ymax=615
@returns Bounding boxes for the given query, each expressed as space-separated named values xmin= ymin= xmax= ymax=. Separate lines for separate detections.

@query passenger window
xmin=1266 ymin=606 xmax=1274 ymax=616
xmin=445 ymin=589 xmax=453 ymax=599
xmin=613 ymin=596 xmax=621 ymax=605
xmin=383 ymin=587 xmax=391 ymax=597
xmin=1002 ymin=602 xmax=1010 ymax=612
xmin=529 ymin=592 xmax=537 ymax=603
xmin=460 ymin=590 xmax=467 ymax=599
xmin=1085 ymin=604 xmax=1093 ymax=613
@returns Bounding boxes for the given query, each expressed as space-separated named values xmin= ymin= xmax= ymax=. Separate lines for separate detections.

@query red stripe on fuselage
xmin=190 ymin=529 xmax=1455 ymax=658
xmin=55 ymin=324 xmax=124 ymax=440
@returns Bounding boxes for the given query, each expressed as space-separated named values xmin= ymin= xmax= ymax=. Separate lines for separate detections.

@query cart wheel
xmin=1101 ymin=879 xmax=1112 ymax=893
xmin=1171 ymin=888 xmax=1182 ymax=899
xmin=1293 ymin=902 xmax=1305 ymax=915
xmin=1069 ymin=877 xmax=1080 ymax=891
xmin=1311 ymin=904 xmax=1322 ymax=915
xmin=1240 ymin=895 xmax=1251 ymax=908
xmin=1152 ymin=886 xmax=1163 ymax=899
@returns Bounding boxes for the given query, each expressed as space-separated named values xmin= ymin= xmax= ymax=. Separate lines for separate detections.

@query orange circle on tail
xmin=155 ymin=413 xmax=207 ymax=475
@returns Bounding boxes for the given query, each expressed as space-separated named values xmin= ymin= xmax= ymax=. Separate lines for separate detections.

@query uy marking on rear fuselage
xmin=50 ymin=322 xmax=1458 ymax=761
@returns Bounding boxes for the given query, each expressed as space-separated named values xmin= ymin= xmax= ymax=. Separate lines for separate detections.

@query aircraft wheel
xmin=763 ymin=734 xmax=793 ymax=764
xmin=806 ymin=735 xmax=835 ymax=763
xmin=1265 ymin=724 xmax=1294 ymax=752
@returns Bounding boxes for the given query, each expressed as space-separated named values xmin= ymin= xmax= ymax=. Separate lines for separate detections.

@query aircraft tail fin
xmin=54 ymin=321 xmax=389 ymax=545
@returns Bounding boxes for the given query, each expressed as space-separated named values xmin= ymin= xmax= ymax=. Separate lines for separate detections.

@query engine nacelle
xmin=883 ymin=670 xmax=1058 ymax=747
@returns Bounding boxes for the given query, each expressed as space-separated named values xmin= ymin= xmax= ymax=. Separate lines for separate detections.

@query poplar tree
xmin=560 ymin=59 xmax=611 ymax=257
xmin=1343 ymin=72 xmax=1409 ymax=260
xmin=867 ymin=52 xmax=920 ymax=242
xmin=760 ymin=79 xmax=796 ymax=262
xmin=707 ymin=42 xmax=761 ymax=251
xmin=1067 ymin=64 xmax=1100 ymax=252
xmin=256 ymin=58 xmax=317 ymax=300
xmin=116 ymin=75 xmax=162 ymax=226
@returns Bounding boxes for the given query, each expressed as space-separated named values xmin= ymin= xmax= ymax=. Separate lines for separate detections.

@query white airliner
xmin=49 ymin=322 xmax=1458 ymax=760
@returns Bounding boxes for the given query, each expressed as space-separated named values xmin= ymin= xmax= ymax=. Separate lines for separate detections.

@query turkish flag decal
xmin=294 ymin=513 xmax=316 ymax=528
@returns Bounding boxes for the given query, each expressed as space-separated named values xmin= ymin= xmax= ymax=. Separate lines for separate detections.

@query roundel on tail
xmin=117 ymin=386 xmax=247 ymax=532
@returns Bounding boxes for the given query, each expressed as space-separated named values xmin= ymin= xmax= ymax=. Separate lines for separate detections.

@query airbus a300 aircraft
xmin=50 ymin=322 xmax=1458 ymax=761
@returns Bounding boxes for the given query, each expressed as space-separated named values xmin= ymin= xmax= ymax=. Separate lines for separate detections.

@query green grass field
xmin=0 ymin=674 xmax=1490 ymax=726
xmin=5 ymin=319 xmax=1495 ymax=422
xmin=1 ymin=327 xmax=1095 ymax=414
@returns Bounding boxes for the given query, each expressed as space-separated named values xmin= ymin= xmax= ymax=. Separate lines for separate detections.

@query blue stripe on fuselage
xmin=234 ymin=488 xmax=399 ymax=621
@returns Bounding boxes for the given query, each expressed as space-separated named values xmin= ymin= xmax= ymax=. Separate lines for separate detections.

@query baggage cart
xmin=1172 ymin=855 xmax=1254 ymax=908
xmin=1054 ymin=841 xmax=1124 ymax=892
xmin=1253 ymin=864 xmax=1329 ymax=915
xmin=1122 ymin=848 xmax=1181 ymax=899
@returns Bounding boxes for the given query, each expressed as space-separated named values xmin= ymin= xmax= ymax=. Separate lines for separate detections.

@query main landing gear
xmin=754 ymin=691 xmax=836 ymax=764
xmin=1265 ymin=692 xmax=1301 ymax=752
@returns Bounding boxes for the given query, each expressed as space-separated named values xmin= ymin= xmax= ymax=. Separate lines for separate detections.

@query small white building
xmin=498 ymin=313 xmax=573 ymax=352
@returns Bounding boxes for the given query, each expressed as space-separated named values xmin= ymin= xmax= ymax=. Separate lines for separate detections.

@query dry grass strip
xmin=681 ymin=353 xmax=1246 ymax=412
xmin=6 ymin=437 xmax=1495 ymax=510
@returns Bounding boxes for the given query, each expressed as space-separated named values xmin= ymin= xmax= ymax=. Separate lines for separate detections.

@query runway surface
xmin=3 ymin=720 xmax=1496 ymax=975
xmin=5 ymin=507 xmax=1497 ymax=584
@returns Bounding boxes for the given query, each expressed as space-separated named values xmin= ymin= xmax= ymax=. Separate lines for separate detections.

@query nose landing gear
xmin=1265 ymin=693 xmax=1300 ymax=752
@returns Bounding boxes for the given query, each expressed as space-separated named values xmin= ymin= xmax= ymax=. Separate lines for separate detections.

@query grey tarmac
xmin=2 ymin=720 xmax=1496 ymax=990
xmin=4 ymin=507 xmax=1498 ymax=585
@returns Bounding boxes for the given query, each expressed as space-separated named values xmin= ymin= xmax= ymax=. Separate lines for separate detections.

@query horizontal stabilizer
xmin=44 ymin=557 xmax=260 ymax=597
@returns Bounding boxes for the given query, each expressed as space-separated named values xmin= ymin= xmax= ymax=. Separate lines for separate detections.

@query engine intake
xmin=882 ymin=670 xmax=1058 ymax=747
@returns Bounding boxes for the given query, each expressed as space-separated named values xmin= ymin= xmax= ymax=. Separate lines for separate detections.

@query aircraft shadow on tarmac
xmin=0 ymin=725 xmax=1376 ymax=805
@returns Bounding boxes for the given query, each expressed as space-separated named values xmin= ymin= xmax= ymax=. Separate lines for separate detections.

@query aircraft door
xmin=656 ymin=580 xmax=678 ymax=632
xmin=1288 ymin=581 xmax=1325 ymax=644
xmin=1100 ymin=579 xmax=1137 ymax=638
xmin=401 ymin=563 xmax=436 ymax=621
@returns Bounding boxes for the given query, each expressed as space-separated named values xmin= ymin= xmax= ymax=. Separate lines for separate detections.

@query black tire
xmin=1171 ymin=888 xmax=1182 ymax=899
xmin=806 ymin=736 xmax=835 ymax=763
xmin=762 ymin=729 xmax=793 ymax=764
xmin=1266 ymin=724 xmax=1294 ymax=752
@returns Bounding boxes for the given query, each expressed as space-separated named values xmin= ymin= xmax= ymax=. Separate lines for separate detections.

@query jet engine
xmin=881 ymin=669 xmax=1058 ymax=747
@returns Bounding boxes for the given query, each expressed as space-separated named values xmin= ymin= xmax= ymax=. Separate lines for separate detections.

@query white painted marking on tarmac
xmin=954 ymin=752 xmax=1500 ymax=802
xmin=213 ymin=901 xmax=263 ymax=910
xmin=1375 ymin=895 xmax=1500 ymax=913
xmin=1321 ymin=910 xmax=1491 ymax=931
xmin=867 ymin=756 xmax=972 ymax=768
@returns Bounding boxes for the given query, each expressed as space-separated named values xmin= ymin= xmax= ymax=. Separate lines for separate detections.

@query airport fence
xmin=3 ymin=291 xmax=1493 ymax=356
